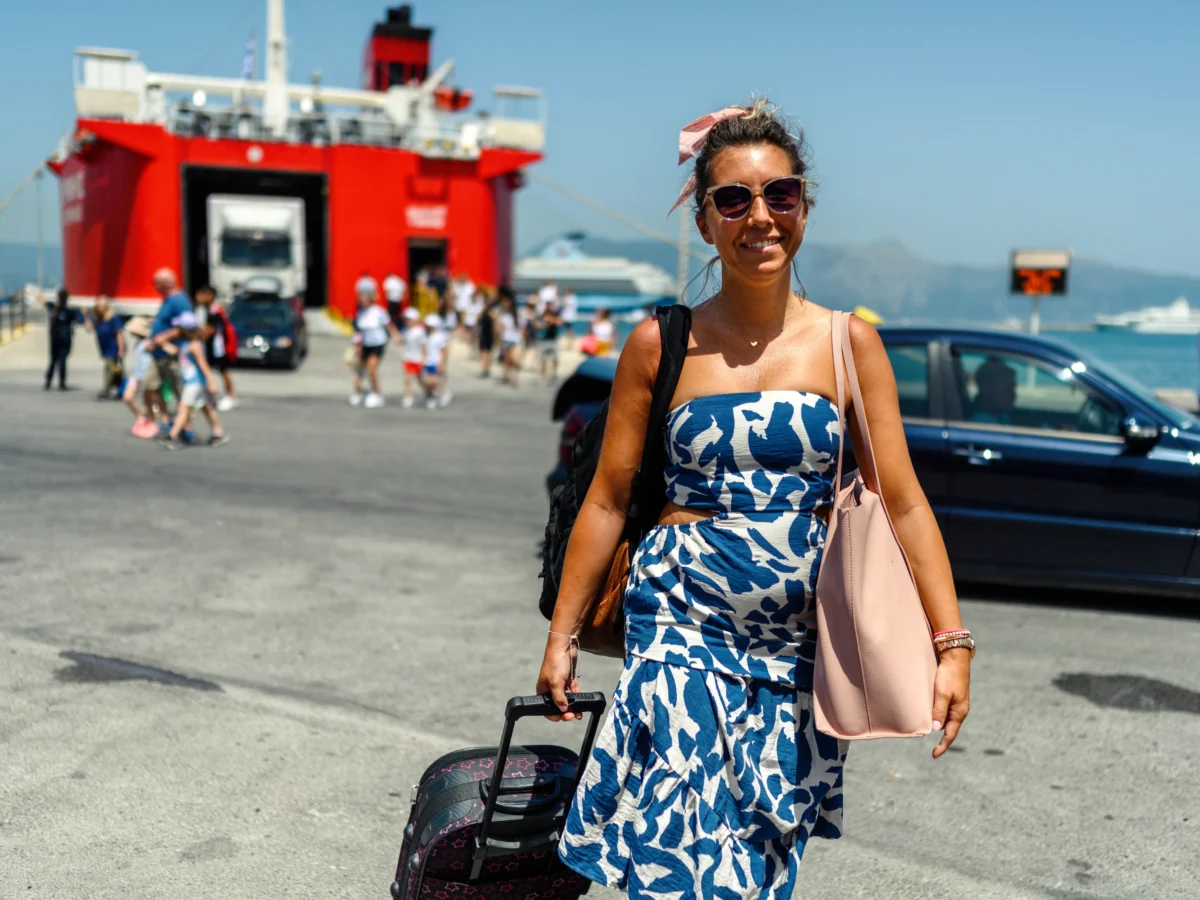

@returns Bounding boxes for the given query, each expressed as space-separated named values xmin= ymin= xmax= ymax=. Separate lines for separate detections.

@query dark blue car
xmin=548 ymin=326 xmax=1200 ymax=599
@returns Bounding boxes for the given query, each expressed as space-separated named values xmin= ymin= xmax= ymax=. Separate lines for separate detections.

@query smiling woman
xmin=539 ymin=98 xmax=972 ymax=900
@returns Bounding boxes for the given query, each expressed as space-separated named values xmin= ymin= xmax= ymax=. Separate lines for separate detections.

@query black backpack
xmin=539 ymin=304 xmax=693 ymax=621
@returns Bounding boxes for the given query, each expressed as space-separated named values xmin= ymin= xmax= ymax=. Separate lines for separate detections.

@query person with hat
xmin=121 ymin=317 xmax=160 ymax=438
xmin=156 ymin=311 xmax=229 ymax=449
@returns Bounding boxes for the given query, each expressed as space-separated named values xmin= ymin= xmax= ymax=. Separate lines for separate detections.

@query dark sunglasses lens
xmin=764 ymin=178 xmax=804 ymax=212
xmin=712 ymin=185 xmax=752 ymax=218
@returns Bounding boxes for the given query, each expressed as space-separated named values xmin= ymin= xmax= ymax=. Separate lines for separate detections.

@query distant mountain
xmin=568 ymin=236 xmax=1200 ymax=326
xmin=0 ymin=242 xmax=62 ymax=291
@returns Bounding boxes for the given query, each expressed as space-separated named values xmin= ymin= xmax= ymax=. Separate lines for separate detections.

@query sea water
xmin=1047 ymin=331 xmax=1198 ymax=390
xmin=610 ymin=320 xmax=1198 ymax=390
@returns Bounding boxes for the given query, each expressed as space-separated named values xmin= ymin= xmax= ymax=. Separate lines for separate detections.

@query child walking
xmin=157 ymin=312 xmax=229 ymax=449
xmin=422 ymin=313 xmax=450 ymax=409
xmin=400 ymin=307 xmax=426 ymax=409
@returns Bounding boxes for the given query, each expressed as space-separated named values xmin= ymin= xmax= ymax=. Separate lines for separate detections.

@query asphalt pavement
xmin=1 ymin=326 xmax=1198 ymax=899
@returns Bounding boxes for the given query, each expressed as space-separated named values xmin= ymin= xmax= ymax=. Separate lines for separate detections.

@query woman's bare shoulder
xmin=614 ymin=316 xmax=663 ymax=385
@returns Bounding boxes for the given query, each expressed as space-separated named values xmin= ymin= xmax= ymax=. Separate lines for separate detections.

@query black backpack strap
xmin=626 ymin=305 xmax=692 ymax=530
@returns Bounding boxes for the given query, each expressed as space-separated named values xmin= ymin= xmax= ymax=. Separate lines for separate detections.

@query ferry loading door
xmin=182 ymin=166 xmax=329 ymax=308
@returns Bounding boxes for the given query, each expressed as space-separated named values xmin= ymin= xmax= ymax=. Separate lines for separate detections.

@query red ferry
xmin=48 ymin=2 xmax=545 ymax=318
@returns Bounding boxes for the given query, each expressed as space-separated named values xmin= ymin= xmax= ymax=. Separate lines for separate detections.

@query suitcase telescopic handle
xmin=471 ymin=692 xmax=606 ymax=881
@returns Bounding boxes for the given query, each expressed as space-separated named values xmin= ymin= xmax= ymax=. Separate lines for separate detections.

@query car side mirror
xmin=1122 ymin=416 xmax=1161 ymax=448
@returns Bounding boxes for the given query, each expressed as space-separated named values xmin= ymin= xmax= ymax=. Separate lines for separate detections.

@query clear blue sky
xmin=1 ymin=0 xmax=1197 ymax=275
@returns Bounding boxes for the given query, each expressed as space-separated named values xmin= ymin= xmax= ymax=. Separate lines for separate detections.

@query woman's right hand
xmin=535 ymin=634 xmax=580 ymax=722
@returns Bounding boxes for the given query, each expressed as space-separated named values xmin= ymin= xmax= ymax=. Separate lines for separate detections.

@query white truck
xmin=206 ymin=195 xmax=306 ymax=302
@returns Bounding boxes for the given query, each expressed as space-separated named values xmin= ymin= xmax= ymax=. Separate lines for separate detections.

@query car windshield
xmin=221 ymin=231 xmax=291 ymax=267
xmin=229 ymin=300 xmax=290 ymax=330
xmin=1072 ymin=348 xmax=1196 ymax=431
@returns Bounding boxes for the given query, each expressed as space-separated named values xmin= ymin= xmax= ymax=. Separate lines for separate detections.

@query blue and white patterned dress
xmin=560 ymin=391 xmax=849 ymax=900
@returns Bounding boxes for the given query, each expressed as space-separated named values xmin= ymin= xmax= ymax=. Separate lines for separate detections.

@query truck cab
xmin=207 ymin=194 xmax=306 ymax=304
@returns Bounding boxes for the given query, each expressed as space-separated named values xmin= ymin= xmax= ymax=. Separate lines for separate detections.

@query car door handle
xmin=953 ymin=446 xmax=1003 ymax=465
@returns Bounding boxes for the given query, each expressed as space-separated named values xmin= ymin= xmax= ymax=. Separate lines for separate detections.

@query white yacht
xmin=1094 ymin=297 xmax=1200 ymax=334
xmin=514 ymin=233 xmax=676 ymax=313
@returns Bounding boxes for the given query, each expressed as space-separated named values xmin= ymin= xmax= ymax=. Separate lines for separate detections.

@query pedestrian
xmin=536 ymin=279 xmax=558 ymax=316
xmin=477 ymin=290 xmax=497 ymax=378
xmin=383 ymin=271 xmax=407 ymax=330
xmin=83 ymin=295 xmax=126 ymax=399
xmin=193 ymin=285 xmax=239 ymax=412
xmin=589 ymin=307 xmax=615 ymax=356
xmin=422 ymin=313 xmax=450 ymax=409
xmin=44 ymin=288 xmax=83 ymax=391
xmin=428 ymin=265 xmax=448 ymax=304
xmin=559 ymin=287 xmax=578 ymax=346
xmin=143 ymin=268 xmax=192 ymax=429
xmin=463 ymin=288 xmax=485 ymax=357
xmin=496 ymin=291 xmax=523 ymax=387
xmin=122 ymin=317 xmax=160 ymax=438
xmin=156 ymin=312 xmax=229 ymax=449
xmin=520 ymin=297 xmax=539 ymax=369
xmin=355 ymin=270 xmax=378 ymax=304
xmin=451 ymin=273 xmax=475 ymax=336
xmin=537 ymin=302 xmax=562 ymax=385
xmin=538 ymin=99 xmax=971 ymax=900
xmin=400 ymin=306 xmax=426 ymax=408
xmin=349 ymin=290 xmax=397 ymax=408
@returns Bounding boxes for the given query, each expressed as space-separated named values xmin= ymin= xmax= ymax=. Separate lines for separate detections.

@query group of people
xmin=44 ymin=270 xmax=237 ymax=449
xmin=346 ymin=268 xmax=606 ymax=404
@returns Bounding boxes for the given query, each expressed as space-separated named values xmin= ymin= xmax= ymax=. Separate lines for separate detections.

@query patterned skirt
xmin=558 ymin=655 xmax=847 ymax=900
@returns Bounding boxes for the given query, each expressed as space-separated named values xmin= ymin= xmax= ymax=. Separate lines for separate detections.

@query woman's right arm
xmin=536 ymin=318 xmax=663 ymax=720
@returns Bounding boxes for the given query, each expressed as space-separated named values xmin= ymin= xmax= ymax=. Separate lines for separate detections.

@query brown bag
xmin=577 ymin=539 xmax=631 ymax=658
xmin=569 ymin=308 xmax=692 ymax=659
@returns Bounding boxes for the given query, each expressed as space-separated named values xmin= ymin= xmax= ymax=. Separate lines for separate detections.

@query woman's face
xmin=695 ymin=143 xmax=808 ymax=287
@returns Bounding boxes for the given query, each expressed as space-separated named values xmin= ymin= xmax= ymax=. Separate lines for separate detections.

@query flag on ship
xmin=241 ymin=34 xmax=256 ymax=80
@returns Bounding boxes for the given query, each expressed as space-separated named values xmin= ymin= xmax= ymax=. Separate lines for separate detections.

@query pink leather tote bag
xmin=813 ymin=312 xmax=938 ymax=740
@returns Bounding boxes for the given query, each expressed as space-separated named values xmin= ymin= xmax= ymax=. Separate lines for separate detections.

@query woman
xmin=537 ymin=100 xmax=971 ymax=899
xmin=350 ymin=291 xmax=398 ymax=408
xmin=84 ymin=295 xmax=125 ymax=399
xmin=496 ymin=290 xmax=523 ymax=387
xmin=588 ymin=307 xmax=615 ymax=356
xmin=476 ymin=288 xmax=497 ymax=377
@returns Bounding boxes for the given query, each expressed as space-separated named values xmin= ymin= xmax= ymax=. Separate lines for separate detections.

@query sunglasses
xmin=703 ymin=176 xmax=807 ymax=220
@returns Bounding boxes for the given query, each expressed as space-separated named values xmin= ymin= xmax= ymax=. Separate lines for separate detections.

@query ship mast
xmin=262 ymin=0 xmax=289 ymax=137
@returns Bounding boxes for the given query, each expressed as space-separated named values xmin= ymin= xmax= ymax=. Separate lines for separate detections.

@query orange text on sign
xmin=1016 ymin=269 xmax=1062 ymax=295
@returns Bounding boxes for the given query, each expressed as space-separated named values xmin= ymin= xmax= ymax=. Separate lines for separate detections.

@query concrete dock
xmin=1 ymin=327 xmax=1198 ymax=899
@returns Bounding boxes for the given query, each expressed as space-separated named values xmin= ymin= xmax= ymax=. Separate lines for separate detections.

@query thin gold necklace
xmin=716 ymin=294 xmax=801 ymax=348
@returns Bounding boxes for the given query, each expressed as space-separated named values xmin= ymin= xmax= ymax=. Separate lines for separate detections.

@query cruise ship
xmin=1094 ymin=297 xmax=1200 ymax=334
xmin=513 ymin=233 xmax=676 ymax=313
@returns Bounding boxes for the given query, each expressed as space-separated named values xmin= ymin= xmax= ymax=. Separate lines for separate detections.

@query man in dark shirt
xmin=45 ymin=288 xmax=83 ymax=390
xmin=84 ymin=295 xmax=126 ymax=399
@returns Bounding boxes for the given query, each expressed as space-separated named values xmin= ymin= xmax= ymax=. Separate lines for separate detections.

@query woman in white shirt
xmin=351 ymin=292 xmax=399 ymax=408
xmin=589 ymin=307 xmax=616 ymax=356
xmin=497 ymin=294 xmax=524 ymax=387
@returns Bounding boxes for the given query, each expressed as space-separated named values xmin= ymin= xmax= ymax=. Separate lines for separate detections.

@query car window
xmin=885 ymin=344 xmax=930 ymax=418
xmin=951 ymin=348 xmax=1123 ymax=437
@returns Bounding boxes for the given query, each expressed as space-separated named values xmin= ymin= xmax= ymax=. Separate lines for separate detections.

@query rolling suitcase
xmin=390 ymin=692 xmax=606 ymax=900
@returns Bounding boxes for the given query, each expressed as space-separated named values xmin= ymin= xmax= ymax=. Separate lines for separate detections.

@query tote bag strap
xmin=837 ymin=311 xmax=882 ymax=492
xmin=834 ymin=311 xmax=920 ymax=583
xmin=831 ymin=311 xmax=849 ymax=508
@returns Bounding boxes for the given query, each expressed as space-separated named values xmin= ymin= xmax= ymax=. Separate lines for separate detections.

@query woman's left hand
xmin=930 ymin=648 xmax=970 ymax=759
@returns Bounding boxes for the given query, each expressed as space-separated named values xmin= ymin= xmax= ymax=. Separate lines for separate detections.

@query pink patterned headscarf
xmin=668 ymin=106 xmax=749 ymax=215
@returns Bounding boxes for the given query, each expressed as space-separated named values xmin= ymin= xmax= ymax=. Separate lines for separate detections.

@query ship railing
xmin=0 ymin=289 xmax=29 ymax=347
